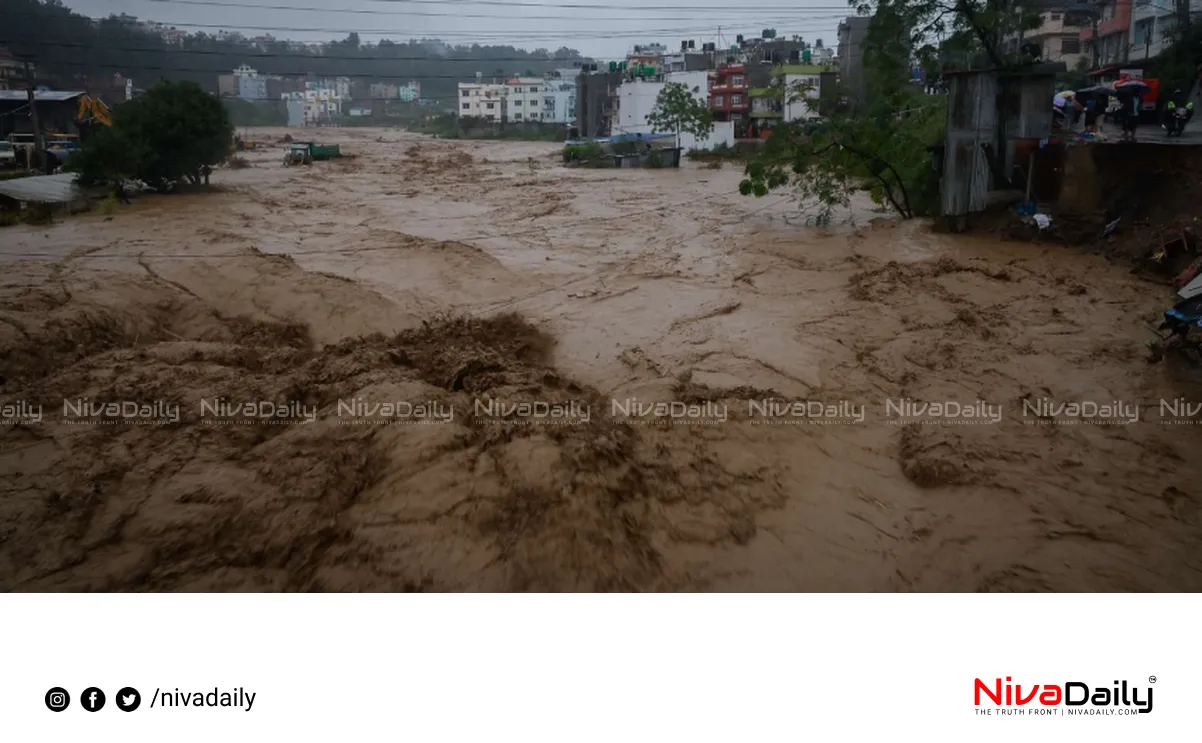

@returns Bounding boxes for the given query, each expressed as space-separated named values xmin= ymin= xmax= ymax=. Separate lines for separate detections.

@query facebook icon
xmin=81 ymin=687 xmax=106 ymax=712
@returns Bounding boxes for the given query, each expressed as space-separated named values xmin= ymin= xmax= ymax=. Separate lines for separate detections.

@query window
xmin=462 ymin=102 xmax=470 ymax=110
xmin=461 ymin=89 xmax=470 ymax=97
xmin=514 ymin=113 xmax=522 ymax=120
xmin=1134 ymin=18 xmax=1154 ymax=46
xmin=486 ymin=102 xmax=495 ymax=109
xmin=713 ymin=95 xmax=725 ymax=106
xmin=514 ymin=99 xmax=522 ymax=106
xmin=513 ymin=86 xmax=523 ymax=93
xmin=733 ymin=75 xmax=745 ymax=86
xmin=1050 ymin=13 xmax=1060 ymax=20
xmin=1061 ymin=37 xmax=1080 ymax=54
xmin=732 ymin=94 xmax=743 ymax=105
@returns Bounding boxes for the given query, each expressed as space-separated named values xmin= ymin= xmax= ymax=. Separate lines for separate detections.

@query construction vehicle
xmin=284 ymin=143 xmax=313 ymax=166
xmin=76 ymin=95 xmax=113 ymax=141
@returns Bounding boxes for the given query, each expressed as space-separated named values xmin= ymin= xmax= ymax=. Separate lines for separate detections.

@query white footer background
xmin=2 ymin=594 xmax=1196 ymax=741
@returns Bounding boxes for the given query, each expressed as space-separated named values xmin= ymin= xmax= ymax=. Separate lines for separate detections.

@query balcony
xmin=1080 ymin=0 xmax=1132 ymax=39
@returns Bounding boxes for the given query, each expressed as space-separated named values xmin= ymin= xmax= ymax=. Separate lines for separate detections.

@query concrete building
xmin=0 ymin=49 xmax=27 ymax=91
xmin=543 ymin=83 xmax=576 ymax=124
xmin=369 ymin=83 xmax=399 ymax=100
xmin=837 ymin=16 xmax=872 ymax=106
xmin=457 ymin=82 xmax=505 ymax=122
xmin=575 ymin=69 xmax=623 ymax=137
xmin=398 ymin=81 xmax=421 ymax=102
xmin=614 ymin=70 xmax=734 ymax=151
xmin=1081 ymin=0 xmax=1132 ymax=69
xmin=237 ymin=74 xmax=267 ymax=102
xmin=283 ymin=88 xmax=342 ymax=126
xmin=1002 ymin=3 xmax=1091 ymax=68
xmin=1127 ymin=0 xmax=1202 ymax=63
xmin=710 ymin=62 xmax=749 ymax=125
xmin=503 ymin=77 xmax=546 ymax=122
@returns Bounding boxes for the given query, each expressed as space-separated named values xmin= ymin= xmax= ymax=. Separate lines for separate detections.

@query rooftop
xmin=0 ymin=90 xmax=85 ymax=102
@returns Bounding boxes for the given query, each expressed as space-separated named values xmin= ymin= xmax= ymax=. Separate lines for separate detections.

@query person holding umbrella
xmin=1115 ymin=77 xmax=1150 ymax=142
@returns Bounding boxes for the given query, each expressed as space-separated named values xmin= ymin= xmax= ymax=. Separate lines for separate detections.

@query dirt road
xmin=2 ymin=127 xmax=1201 ymax=591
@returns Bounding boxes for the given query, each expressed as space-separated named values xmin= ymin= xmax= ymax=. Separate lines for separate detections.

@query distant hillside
xmin=1 ymin=0 xmax=587 ymax=101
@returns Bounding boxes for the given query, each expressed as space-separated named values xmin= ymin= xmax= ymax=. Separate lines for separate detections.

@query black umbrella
xmin=1077 ymin=84 xmax=1114 ymax=96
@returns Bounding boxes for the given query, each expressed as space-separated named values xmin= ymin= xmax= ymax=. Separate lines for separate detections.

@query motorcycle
xmin=1164 ymin=106 xmax=1190 ymax=136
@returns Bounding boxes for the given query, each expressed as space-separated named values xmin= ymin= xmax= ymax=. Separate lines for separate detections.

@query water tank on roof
xmin=609 ymin=61 xmax=617 ymax=72
xmin=737 ymin=34 xmax=744 ymax=44
xmin=802 ymin=48 xmax=812 ymax=63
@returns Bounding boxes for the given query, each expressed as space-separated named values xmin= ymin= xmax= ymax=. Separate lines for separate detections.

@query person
xmin=1120 ymin=90 xmax=1141 ymax=142
xmin=1083 ymin=95 xmax=1099 ymax=132
xmin=1165 ymin=88 xmax=1194 ymax=133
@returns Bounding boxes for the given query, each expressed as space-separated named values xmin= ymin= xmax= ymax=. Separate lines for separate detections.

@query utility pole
xmin=24 ymin=60 xmax=44 ymax=172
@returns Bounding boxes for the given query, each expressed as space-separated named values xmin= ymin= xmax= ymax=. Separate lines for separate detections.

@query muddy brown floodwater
xmin=2 ymin=126 xmax=1201 ymax=591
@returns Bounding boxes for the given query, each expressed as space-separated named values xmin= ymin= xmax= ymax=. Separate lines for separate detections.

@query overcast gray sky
xmin=58 ymin=0 xmax=851 ymax=58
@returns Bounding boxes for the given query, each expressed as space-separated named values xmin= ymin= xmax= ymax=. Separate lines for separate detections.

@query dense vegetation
xmin=3 ymin=0 xmax=586 ymax=103
xmin=69 ymin=80 xmax=233 ymax=192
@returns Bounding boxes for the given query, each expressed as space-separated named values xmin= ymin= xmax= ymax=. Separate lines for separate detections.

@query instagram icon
xmin=45 ymin=687 xmax=70 ymax=712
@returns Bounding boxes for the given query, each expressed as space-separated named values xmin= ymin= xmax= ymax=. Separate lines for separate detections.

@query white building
xmin=284 ymin=88 xmax=343 ymax=126
xmin=457 ymin=82 xmax=506 ymax=122
xmin=503 ymin=76 xmax=546 ymax=122
xmin=614 ymin=70 xmax=734 ymax=152
xmin=543 ymin=83 xmax=576 ymax=124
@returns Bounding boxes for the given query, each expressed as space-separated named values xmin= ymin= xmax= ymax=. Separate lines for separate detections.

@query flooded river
xmin=2 ymin=126 xmax=1200 ymax=591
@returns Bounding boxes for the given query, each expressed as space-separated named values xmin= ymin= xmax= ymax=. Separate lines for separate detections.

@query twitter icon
xmin=116 ymin=687 xmax=141 ymax=712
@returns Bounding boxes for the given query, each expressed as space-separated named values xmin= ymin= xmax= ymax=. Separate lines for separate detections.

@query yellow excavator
xmin=76 ymin=95 xmax=112 ymax=141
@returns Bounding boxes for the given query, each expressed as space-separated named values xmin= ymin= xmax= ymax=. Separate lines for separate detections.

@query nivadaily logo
xmin=974 ymin=677 xmax=1153 ymax=715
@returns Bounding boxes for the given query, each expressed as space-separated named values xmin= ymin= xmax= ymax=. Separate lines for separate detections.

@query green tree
xmin=66 ymin=126 xmax=142 ymax=190
xmin=70 ymin=80 xmax=233 ymax=192
xmin=739 ymin=3 xmax=947 ymax=223
xmin=646 ymin=82 xmax=714 ymax=149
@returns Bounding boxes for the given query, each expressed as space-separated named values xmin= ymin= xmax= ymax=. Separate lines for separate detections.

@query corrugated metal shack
xmin=939 ymin=63 xmax=1063 ymax=220
xmin=0 ymin=172 xmax=91 ymax=213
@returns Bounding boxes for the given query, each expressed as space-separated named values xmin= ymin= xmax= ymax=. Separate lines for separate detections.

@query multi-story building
xmin=503 ymin=76 xmax=545 ymax=122
xmin=837 ymin=16 xmax=872 ymax=106
xmin=238 ymin=74 xmax=267 ymax=102
xmin=1002 ymin=2 xmax=1092 ymax=68
xmin=627 ymin=43 xmax=667 ymax=70
xmin=457 ymin=82 xmax=505 ymax=122
xmin=614 ymin=70 xmax=730 ymax=150
xmin=369 ymin=83 xmax=399 ymax=100
xmin=575 ymin=68 xmax=622 ymax=137
xmin=748 ymin=63 xmax=831 ymax=136
xmin=543 ymin=83 xmax=576 ymax=124
xmin=398 ymin=81 xmax=421 ymax=102
xmin=709 ymin=62 xmax=749 ymax=126
xmin=1081 ymin=0 xmax=1133 ymax=70
xmin=0 ymin=49 xmax=27 ymax=91
xmin=1127 ymin=0 xmax=1202 ymax=63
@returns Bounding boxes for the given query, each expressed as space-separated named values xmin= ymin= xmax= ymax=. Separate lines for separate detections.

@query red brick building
xmin=709 ymin=63 xmax=748 ymax=126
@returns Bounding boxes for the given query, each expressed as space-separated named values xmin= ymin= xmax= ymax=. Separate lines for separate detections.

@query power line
xmin=146 ymin=0 xmax=855 ymax=14
xmin=127 ymin=0 xmax=838 ymax=21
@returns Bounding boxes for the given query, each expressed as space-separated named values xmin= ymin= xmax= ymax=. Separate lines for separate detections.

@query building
xmin=710 ymin=62 xmax=749 ymax=125
xmin=543 ymin=83 xmax=576 ymax=124
xmin=369 ymin=83 xmax=399 ymax=100
xmin=457 ymin=82 xmax=505 ymax=122
xmin=614 ymin=70 xmax=734 ymax=151
xmin=627 ymin=43 xmax=667 ymax=69
xmin=0 ymin=49 xmax=26 ymax=91
xmin=1127 ymin=0 xmax=1202 ymax=64
xmin=503 ymin=76 xmax=546 ymax=122
xmin=398 ymin=81 xmax=421 ymax=102
xmin=837 ymin=16 xmax=872 ymax=106
xmin=1081 ymin=0 xmax=1132 ymax=70
xmin=283 ymin=88 xmax=342 ymax=126
xmin=575 ymin=68 xmax=622 ymax=137
xmin=1002 ymin=2 xmax=1091 ymax=68
xmin=238 ymin=74 xmax=267 ymax=102
xmin=218 ymin=74 xmax=237 ymax=98
xmin=0 ymin=91 xmax=85 ymax=139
